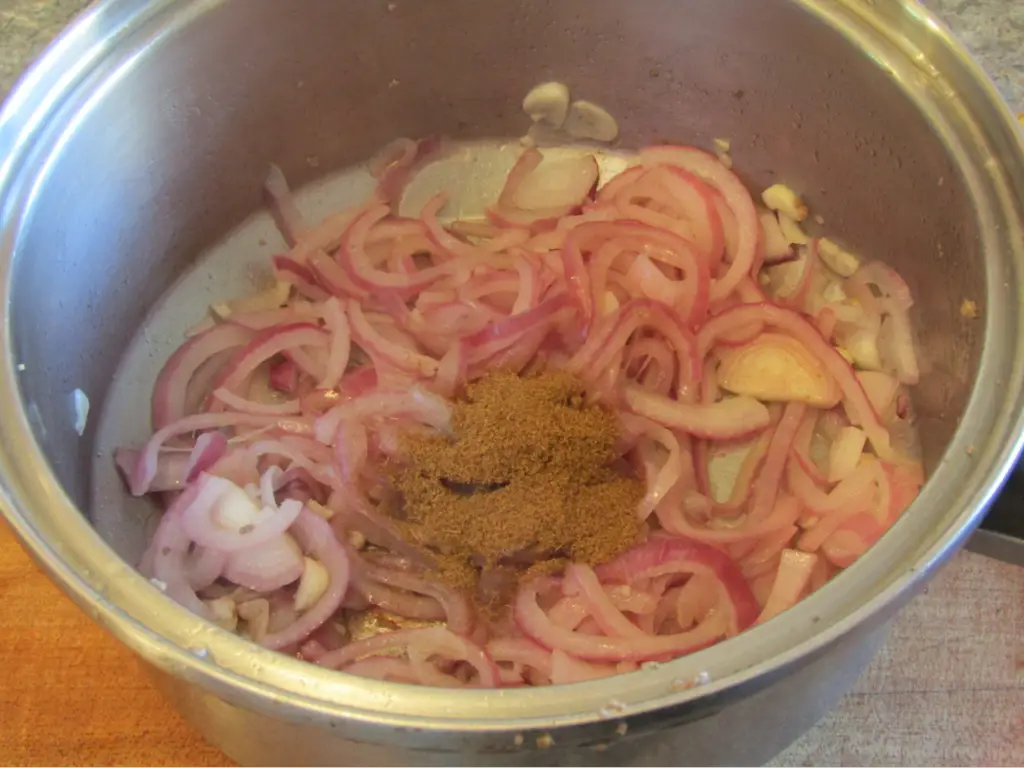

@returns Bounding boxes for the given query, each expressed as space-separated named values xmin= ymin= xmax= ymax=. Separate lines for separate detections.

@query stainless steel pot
xmin=1 ymin=0 xmax=1022 ymax=765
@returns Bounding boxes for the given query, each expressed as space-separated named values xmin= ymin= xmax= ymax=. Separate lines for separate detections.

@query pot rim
xmin=0 ymin=0 xmax=1022 ymax=746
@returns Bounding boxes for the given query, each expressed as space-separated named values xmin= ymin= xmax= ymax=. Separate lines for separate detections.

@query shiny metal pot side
xmin=0 ymin=0 xmax=1022 ymax=765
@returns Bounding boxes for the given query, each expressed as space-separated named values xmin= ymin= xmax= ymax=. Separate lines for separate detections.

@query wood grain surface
xmin=0 ymin=523 xmax=1020 ymax=766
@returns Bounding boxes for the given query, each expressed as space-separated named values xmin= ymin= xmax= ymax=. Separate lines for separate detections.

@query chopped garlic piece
xmin=846 ymin=332 xmax=883 ymax=370
xmin=762 ymin=184 xmax=808 ymax=222
xmin=601 ymin=290 xmax=620 ymax=315
xmin=211 ymin=302 xmax=233 ymax=319
xmin=347 ymin=530 xmax=367 ymax=550
xmin=821 ymin=281 xmax=847 ymax=304
xmin=307 ymin=499 xmax=335 ymax=520
xmin=237 ymin=598 xmax=270 ymax=641
xmin=960 ymin=298 xmax=979 ymax=319
xmin=522 ymin=82 xmax=571 ymax=128
xmin=778 ymin=214 xmax=810 ymax=246
xmin=836 ymin=346 xmax=856 ymax=365
xmin=713 ymin=138 xmax=733 ymax=168
xmin=211 ymin=280 xmax=291 ymax=319
xmin=294 ymin=557 xmax=329 ymax=613
xmin=563 ymin=100 xmax=619 ymax=143
xmin=205 ymin=596 xmax=238 ymax=631
xmin=818 ymin=237 xmax=861 ymax=277
xmin=72 ymin=388 xmax=89 ymax=436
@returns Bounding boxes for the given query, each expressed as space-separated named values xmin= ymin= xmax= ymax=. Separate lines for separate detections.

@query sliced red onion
xmin=260 ymin=509 xmax=352 ymax=650
xmin=620 ymin=413 xmax=682 ymax=518
xmin=317 ymin=627 xmax=499 ymax=688
xmin=270 ymin=255 xmax=331 ymax=301
xmin=432 ymin=342 xmax=467 ymax=398
xmin=180 ymin=473 xmax=302 ymax=552
xmin=564 ymin=563 xmax=645 ymax=638
xmin=746 ymin=401 xmax=805 ymax=524
xmin=208 ymin=323 xmax=329 ymax=406
xmin=338 ymin=205 xmax=463 ymax=297
xmin=639 ymin=146 xmax=758 ymax=302
xmin=486 ymin=637 xmax=554 ymax=680
xmin=129 ymin=412 xmax=312 ymax=496
xmin=547 ymin=596 xmax=589 ymax=630
xmin=223 ymin=533 xmax=305 ymax=592
xmin=313 ymin=385 xmax=452 ymax=444
xmin=549 ymin=650 xmax=618 ymax=684
xmin=652 ymin=166 xmax=725 ymax=267
xmin=151 ymin=324 xmax=254 ymax=430
xmin=343 ymin=657 xmax=420 ymax=683
xmin=361 ymin=565 xmax=474 ymax=636
xmin=318 ymin=297 xmax=351 ymax=389
xmin=212 ymin=387 xmax=301 ymax=416
xmin=827 ymin=426 xmax=867 ymax=483
xmin=372 ymin=136 xmax=443 ymax=209
xmin=347 ymin=300 xmax=439 ymax=377
xmin=142 ymin=485 xmax=211 ymax=618
xmin=264 ymin=164 xmax=308 ymax=247
xmin=515 ymin=576 xmax=728 ymax=663
xmin=567 ymin=299 xmax=700 ymax=398
xmin=115 ymin=447 xmax=189 ymax=493
xmin=184 ymin=545 xmax=226 ymax=591
xmin=353 ymin=576 xmax=445 ymax=622
xmin=268 ymin=357 xmax=300 ymax=394
xmin=463 ymin=295 xmax=572 ymax=364
xmin=756 ymin=549 xmax=819 ymax=624
xmin=624 ymin=386 xmax=770 ymax=440
xmin=595 ymin=534 xmax=760 ymax=632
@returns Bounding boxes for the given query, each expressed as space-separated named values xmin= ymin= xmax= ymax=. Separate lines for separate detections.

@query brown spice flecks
xmin=393 ymin=370 xmax=643 ymax=598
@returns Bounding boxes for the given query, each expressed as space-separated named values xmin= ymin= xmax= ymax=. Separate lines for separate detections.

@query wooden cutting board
xmin=0 ymin=525 xmax=228 ymax=766
xmin=1 ymin=521 xmax=1021 ymax=767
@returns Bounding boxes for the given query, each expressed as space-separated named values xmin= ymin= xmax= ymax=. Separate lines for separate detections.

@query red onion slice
xmin=624 ymin=386 xmax=771 ymax=440
xmin=515 ymin=576 xmax=728 ymax=663
xmin=180 ymin=474 xmax=302 ymax=552
xmin=264 ymin=164 xmax=308 ymax=247
xmin=639 ymin=146 xmax=758 ymax=302
xmin=755 ymin=549 xmax=818 ymax=624
xmin=223 ymin=534 xmax=305 ymax=592
xmin=317 ymin=627 xmax=499 ymax=687
xmin=151 ymin=324 xmax=254 ymax=430
xmin=260 ymin=509 xmax=352 ymax=650
xmin=208 ymin=323 xmax=329 ymax=406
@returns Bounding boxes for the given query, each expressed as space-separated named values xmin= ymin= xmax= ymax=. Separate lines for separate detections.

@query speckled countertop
xmin=0 ymin=2 xmax=1021 ymax=767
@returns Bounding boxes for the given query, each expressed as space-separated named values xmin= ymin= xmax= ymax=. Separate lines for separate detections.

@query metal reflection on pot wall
xmin=0 ymin=0 xmax=1021 ymax=766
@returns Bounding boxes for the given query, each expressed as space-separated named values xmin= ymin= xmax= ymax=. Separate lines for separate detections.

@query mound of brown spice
xmin=393 ymin=370 xmax=644 ymax=603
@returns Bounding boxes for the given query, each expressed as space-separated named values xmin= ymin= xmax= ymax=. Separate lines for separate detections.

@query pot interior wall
xmin=7 ymin=0 xmax=980 ymax=563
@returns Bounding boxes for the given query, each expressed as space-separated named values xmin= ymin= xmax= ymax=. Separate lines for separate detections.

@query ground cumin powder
xmin=393 ymin=370 xmax=643 ymax=597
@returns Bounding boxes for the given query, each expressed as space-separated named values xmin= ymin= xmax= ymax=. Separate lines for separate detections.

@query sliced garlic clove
xmin=237 ymin=598 xmax=270 ymax=641
xmin=204 ymin=596 xmax=238 ymax=631
xmin=522 ymin=82 xmax=571 ymax=128
xmin=817 ymin=237 xmax=861 ymax=277
xmin=294 ymin=557 xmax=329 ymax=613
xmin=563 ymin=100 xmax=619 ymax=143
xmin=762 ymin=184 xmax=809 ymax=222
xmin=778 ymin=214 xmax=811 ymax=246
